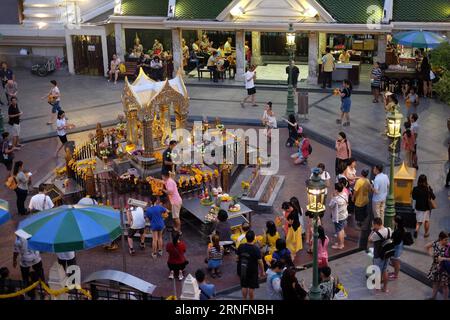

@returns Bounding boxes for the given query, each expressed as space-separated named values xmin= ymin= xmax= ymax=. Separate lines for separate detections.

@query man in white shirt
xmin=368 ymin=217 xmax=392 ymax=293
xmin=29 ymin=184 xmax=54 ymax=213
xmin=13 ymin=234 xmax=45 ymax=298
xmin=371 ymin=165 xmax=390 ymax=224
xmin=241 ymin=65 xmax=257 ymax=108
xmin=126 ymin=206 xmax=146 ymax=255
xmin=77 ymin=195 xmax=98 ymax=206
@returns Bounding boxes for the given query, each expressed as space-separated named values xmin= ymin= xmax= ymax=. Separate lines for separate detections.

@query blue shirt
xmin=372 ymin=173 xmax=390 ymax=202
xmin=145 ymin=205 xmax=167 ymax=230
xmin=199 ymin=283 xmax=215 ymax=300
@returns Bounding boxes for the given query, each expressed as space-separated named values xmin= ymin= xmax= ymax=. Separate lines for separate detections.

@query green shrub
xmin=434 ymin=70 xmax=450 ymax=105
xmin=430 ymin=42 xmax=450 ymax=71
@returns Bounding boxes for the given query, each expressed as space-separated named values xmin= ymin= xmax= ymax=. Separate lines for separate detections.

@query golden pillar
xmin=159 ymin=104 xmax=171 ymax=145
xmin=142 ymin=116 xmax=154 ymax=157
xmin=220 ymin=163 xmax=232 ymax=193
xmin=127 ymin=110 xmax=139 ymax=145
xmin=65 ymin=147 xmax=75 ymax=179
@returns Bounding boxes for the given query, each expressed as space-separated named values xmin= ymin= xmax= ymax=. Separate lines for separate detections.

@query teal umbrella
xmin=392 ymin=30 xmax=447 ymax=49
xmin=0 ymin=199 xmax=11 ymax=226
xmin=17 ymin=205 xmax=121 ymax=253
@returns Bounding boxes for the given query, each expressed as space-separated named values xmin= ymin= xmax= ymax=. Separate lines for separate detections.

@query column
xmin=377 ymin=34 xmax=387 ymax=63
xmin=101 ymin=31 xmax=109 ymax=77
xmin=65 ymin=31 xmax=75 ymax=75
xmin=142 ymin=117 xmax=154 ymax=157
xmin=235 ymin=30 xmax=246 ymax=81
xmin=318 ymin=32 xmax=327 ymax=57
xmin=251 ymin=31 xmax=262 ymax=65
xmin=114 ymin=23 xmax=126 ymax=61
xmin=172 ymin=28 xmax=183 ymax=74
xmin=307 ymin=32 xmax=319 ymax=85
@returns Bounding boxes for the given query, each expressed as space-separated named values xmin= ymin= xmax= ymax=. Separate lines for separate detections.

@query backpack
xmin=376 ymin=229 xmax=395 ymax=259
xmin=239 ymin=251 xmax=251 ymax=280
xmin=441 ymin=245 xmax=450 ymax=274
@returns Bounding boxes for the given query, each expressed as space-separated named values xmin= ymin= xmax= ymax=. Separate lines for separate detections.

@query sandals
xmin=140 ymin=242 xmax=145 ymax=249
xmin=307 ymin=248 xmax=313 ymax=254
xmin=331 ymin=244 xmax=344 ymax=250
xmin=129 ymin=248 xmax=136 ymax=255
xmin=424 ymin=233 xmax=430 ymax=238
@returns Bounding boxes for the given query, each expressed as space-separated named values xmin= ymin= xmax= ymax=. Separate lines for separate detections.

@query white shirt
xmin=51 ymin=86 xmax=60 ymax=101
xmin=329 ymin=192 xmax=348 ymax=223
xmin=130 ymin=207 xmax=145 ymax=229
xmin=411 ymin=122 xmax=419 ymax=136
xmin=28 ymin=193 xmax=54 ymax=212
xmin=266 ymin=115 xmax=277 ymax=129
xmin=372 ymin=173 xmax=390 ymax=202
xmin=311 ymin=171 xmax=331 ymax=194
xmin=56 ymin=251 xmax=75 ymax=261
xmin=111 ymin=58 xmax=121 ymax=71
xmin=14 ymin=237 xmax=41 ymax=268
xmin=245 ymin=71 xmax=255 ymax=89
xmin=77 ymin=197 xmax=98 ymax=205
xmin=56 ymin=118 xmax=66 ymax=136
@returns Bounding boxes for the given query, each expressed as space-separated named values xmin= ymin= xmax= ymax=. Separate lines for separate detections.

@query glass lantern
xmin=286 ymin=24 xmax=296 ymax=46
xmin=386 ymin=110 xmax=403 ymax=138
xmin=306 ymin=168 xmax=327 ymax=214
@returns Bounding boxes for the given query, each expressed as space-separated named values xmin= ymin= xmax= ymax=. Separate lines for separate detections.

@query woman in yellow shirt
xmin=339 ymin=49 xmax=351 ymax=63
xmin=261 ymin=221 xmax=280 ymax=255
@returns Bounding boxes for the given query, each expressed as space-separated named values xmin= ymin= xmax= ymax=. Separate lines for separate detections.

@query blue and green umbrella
xmin=0 ymin=199 xmax=11 ymax=226
xmin=392 ymin=30 xmax=447 ymax=49
xmin=17 ymin=205 xmax=121 ymax=253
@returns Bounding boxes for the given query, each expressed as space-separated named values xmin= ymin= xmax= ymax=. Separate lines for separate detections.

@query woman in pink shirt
xmin=162 ymin=172 xmax=183 ymax=233
xmin=316 ymin=225 xmax=329 ymax=267
xmin=335 ymin=131 xmax=351 ymax=175
xmin=401 ymin=122 xmax=416 ymax=168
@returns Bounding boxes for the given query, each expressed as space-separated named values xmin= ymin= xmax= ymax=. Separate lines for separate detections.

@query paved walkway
xmin=1 ymin=68 xmax=449 ymax=297
xmin=218 ymin=251 xmax=434 ymax=300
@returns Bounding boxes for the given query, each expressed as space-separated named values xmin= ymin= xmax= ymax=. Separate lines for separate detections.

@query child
xmin=336 ymin=79 xmax=352 ymax=127
xmin=290 ymin=134 xmax=310 ymax=165
xmin=329 ymin=183 xmax=348 ymax=250
xmin=405 ymin=88 xmax=419 ymax=116
xmin=316 ymin=225 xmax=329 ymax=267
xmin=207 ymin=234 xmax=224 ymax=278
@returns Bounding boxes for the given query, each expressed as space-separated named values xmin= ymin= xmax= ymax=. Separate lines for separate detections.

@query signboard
xmin=88 ymin=45 xmax=96 ymax=52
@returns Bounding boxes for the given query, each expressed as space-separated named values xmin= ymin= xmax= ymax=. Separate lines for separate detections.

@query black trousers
xmin=58 ymin=258 xmax=77 ymax=272
xmin=208 ymin=66 xmax=218 ymax=82
xmin=322 ymin=71 xmax=333 ymax=88
xmin=20 ymin=261 xmax=45 ymax=299
xmin=15 ymin=188 xmax=28 ymax=215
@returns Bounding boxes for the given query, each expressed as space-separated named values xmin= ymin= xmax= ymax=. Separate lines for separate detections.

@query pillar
xmin=101 ymin=31 xmax=109 ymax=77
xmin=127 ymin=110 xmax=138 ymax=145
xmin=180 ymin=274 xmax=200 ymax=300
xmin=114 ymin=23 xmax=126 ymax=61
xmin=48 ymin=261 xmax=68 ymax=300
xmin=85 ymin=167 xmax=96 ymax=196
xmin=377 ymin=34 xmax=387 ymax=63
xmin=235 ymin=30 xmax=246 ymax=81
xmin=308 ymin=32 xmax=319 ymax=85
xmin=159 ymin=105 xmax=171 ymax=144
xmin=65 ymin=31 xmax=75 ymax=75
xmin=172 ymin=28 xmax=183 ymax=74
xmin=318 ymin=32 xmax=327 ymax=57
xmin=142 ymin=117 xmax=154 ymax=157
xmin=251 ymin=31 xmax=262 ymax=65
xmin=175 ymin=105 xmax=188 ymax=129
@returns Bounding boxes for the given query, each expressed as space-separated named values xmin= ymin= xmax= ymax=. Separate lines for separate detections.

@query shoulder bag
xmin=428 ymin=187 xmax=437 ymax=210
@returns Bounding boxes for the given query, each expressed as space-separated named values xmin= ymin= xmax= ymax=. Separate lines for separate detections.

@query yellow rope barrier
xmin=0 ymin=280 xmax=91 ymax=299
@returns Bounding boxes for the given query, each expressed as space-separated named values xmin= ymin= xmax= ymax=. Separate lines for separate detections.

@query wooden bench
xmin=119 ymin=61 xmax=137 ymax=80
xmin=197 ymin=67 xmax=212 ymax=80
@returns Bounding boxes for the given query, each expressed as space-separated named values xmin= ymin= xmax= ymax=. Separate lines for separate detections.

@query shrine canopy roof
xmin=123 ymin=68 xmax=188 ymax=107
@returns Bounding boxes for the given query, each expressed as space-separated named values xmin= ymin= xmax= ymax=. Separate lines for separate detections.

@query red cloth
xmin=301 ymin=138 xmax=311 ymax=158
xmin=166 ymin=241 xmax=186 ymax=264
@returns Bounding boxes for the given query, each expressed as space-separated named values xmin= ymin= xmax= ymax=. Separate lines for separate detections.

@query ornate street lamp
xmin=306 ymin=167 xmax=327 ymax=300
xmin=285 ymin=23 xmax=296 ymax=116
xmin=384 ymin=109 xmax=403 ymax=229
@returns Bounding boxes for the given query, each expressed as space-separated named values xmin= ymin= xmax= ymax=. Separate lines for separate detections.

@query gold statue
xmin=133 ymin=33 xmax=143 ymax=57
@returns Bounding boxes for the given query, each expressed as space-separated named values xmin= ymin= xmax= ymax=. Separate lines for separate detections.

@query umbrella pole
xmin=119 ymin=198 xmax=127 ymax=273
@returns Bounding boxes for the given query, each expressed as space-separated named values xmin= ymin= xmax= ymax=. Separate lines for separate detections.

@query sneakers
xmin=336 ymin=119 xmax=342 ymax=124
xmin=178 ymin=272 xmax=184 ymax=281
xmin=168 ymin=271 xmax=174 ymax=279
xmin=158 ymin=250 xmax=163 ymax=257
xmin=343 ymin=122 xmax=350 ymax=127
xmin=151 ymin=253 xmax=157 ymax=259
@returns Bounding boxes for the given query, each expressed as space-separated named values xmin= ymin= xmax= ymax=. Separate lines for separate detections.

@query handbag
xmin=428 ymin=188 xmax=437 ymax=210
xmin=5 ymin=175 xmax=17 ymax=190
xmin=429 ymin=70 xmax=436 ymax=80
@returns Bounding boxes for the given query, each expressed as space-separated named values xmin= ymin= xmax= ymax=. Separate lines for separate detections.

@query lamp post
xmin=384 ymin=109 xmax=403 ymax=229
xmin=285 ymin=23 xmax=296 ymax=117
xmin=306 ymin=167 xmax=327 ymax=300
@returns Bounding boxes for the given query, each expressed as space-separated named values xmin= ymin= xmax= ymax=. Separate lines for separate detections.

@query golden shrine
xmin=394 ymin=162 xmax=417 ymax=205
xmin=122 ymin=68 xmax=189 ymax=157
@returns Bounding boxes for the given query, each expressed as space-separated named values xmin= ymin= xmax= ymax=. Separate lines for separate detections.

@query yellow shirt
xmin=354 ymin=177 xmax=371 ymax=207
xmin=339 ymin=52 xmax=350 ymax=63
xmin=262 ymin=232 xmax=280 ymax=254
xmin=322 ymin=53 xmax=335 ymax=72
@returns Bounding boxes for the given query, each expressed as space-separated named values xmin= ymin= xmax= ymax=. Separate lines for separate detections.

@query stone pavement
xmin=218 ymin=251 xmax=434 ymax=300
xmin=1 ymin=68 xmax=449 ymax=298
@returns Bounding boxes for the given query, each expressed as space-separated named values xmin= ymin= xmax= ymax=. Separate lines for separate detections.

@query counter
xmin=317 ymin=61 xmax=361 ymax=85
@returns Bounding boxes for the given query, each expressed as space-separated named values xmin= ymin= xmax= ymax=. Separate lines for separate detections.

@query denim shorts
xmin=208 ymin=259 xmax=222 ymax=269
xmin=334 ymin=219 xmax=347 ymax=233
xmin=374 ymin=257 xmax=390 ymax=273
xmin=392 ymin=243 xmax=404 ymax=260
xmin=341 ymin=97 xmax=351 ymax=113
xmin=51 ymin=101 xmax=61 ymax=113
